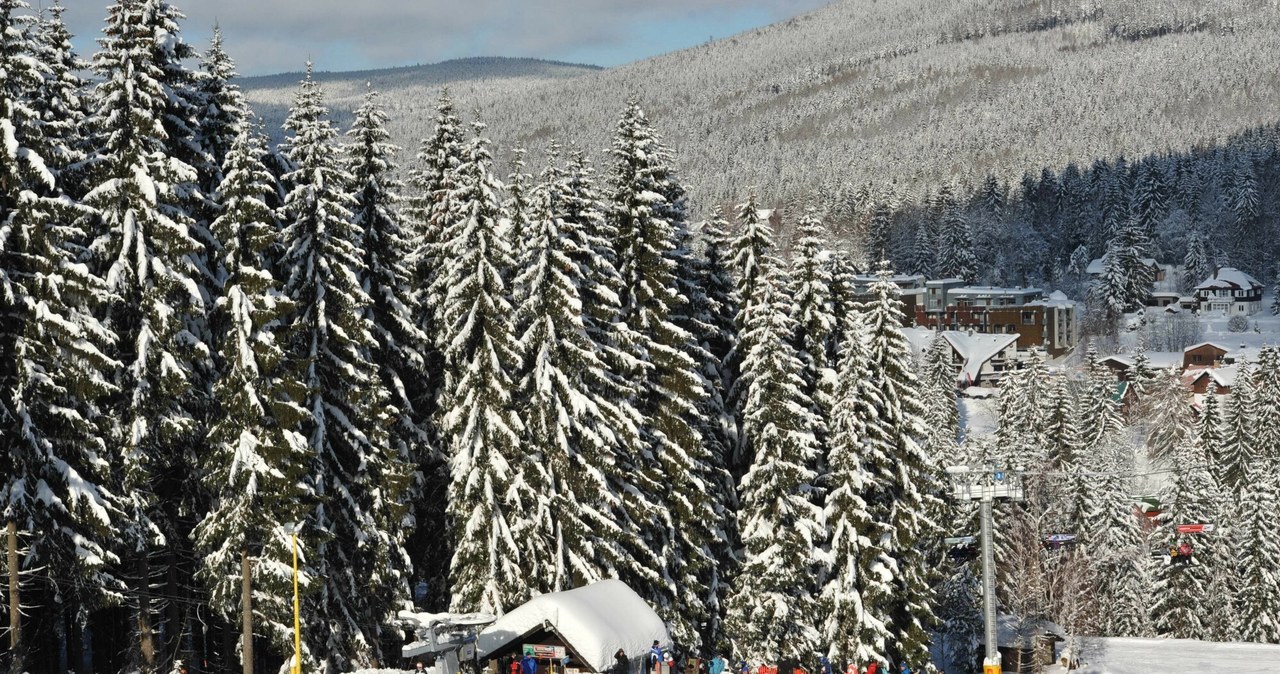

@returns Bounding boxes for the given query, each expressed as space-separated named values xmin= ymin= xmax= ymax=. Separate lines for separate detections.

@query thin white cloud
xmin=62 ymin=0 xmax=830 ymax=75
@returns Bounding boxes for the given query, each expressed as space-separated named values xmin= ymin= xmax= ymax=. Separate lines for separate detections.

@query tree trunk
xmin=241 ymin=549 xmax=253 ymax=674
xmin=8 ymin=521 xmax=21 ymax=674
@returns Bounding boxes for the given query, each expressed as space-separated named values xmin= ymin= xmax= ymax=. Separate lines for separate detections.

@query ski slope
xmin=1048 ymin=637 xmax=1280 ymax=674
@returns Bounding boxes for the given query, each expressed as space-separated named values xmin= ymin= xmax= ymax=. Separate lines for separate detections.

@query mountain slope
xmin=243 ymin=0 xmax=1280 ymax=211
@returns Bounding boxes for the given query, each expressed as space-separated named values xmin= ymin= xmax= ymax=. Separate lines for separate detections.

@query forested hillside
xmin=242 ymin=0 xmax=1280 ymax=212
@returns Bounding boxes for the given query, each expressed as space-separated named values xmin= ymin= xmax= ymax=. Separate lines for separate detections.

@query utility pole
xmin=946 ymin=465 xmax=1024 ymax=674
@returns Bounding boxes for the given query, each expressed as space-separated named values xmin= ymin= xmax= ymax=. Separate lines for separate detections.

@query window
xmin=1022 ymin=311 xmax=1036 ymax=325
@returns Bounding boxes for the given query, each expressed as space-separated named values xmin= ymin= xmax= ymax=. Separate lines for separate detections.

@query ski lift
xmin=944 ymin=535 xmax=977 ymax=562
xmin=1152 ymin=524 xmax=1213 ymax=566
xmin=1042 ymin=533 xmax=1077 ymax=551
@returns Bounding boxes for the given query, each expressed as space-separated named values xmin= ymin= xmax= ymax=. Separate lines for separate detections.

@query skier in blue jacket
xmin=709 ymin=656 xmax=727 ymax=674
xmin=896 ymin=664 xmax=910 ymax=674
xmin=521 ymin=654 xmax=538 ymax=674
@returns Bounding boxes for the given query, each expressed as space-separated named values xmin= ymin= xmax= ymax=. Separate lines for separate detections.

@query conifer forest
xmin=1 ymin=2 xmax=1279 ymax=674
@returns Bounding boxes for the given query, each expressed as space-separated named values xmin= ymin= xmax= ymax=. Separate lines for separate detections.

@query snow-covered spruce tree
xmin=1085 ymin=434 xmax=1148 ymax=637
xmin=995 ymin=348 xmax=1051 ymax=466
xmin=1196 ymin=389 xmax=1237 ymax=642
xmin=725 ymin=267 xmax=824 ymax=662
xmin=83 ymin=1 xmax=211 ymax=667
xmin=504 ymin=147 xmax=533 ymax=281
xmin=607 ymin=100 xmax=719 ymax=648
xmin=0 ymin=0 xmax=123 ymax=665
xmin=685 ymin=213 xmax=741 ymax=652
xmin=1077 ymin=345 xmax=1123 ymax=452
xmin=276 ymin=66 xmax=406 ymax=672
xmin=908 ymin=218 xmax=937 ymax=278
xmin=865 ymin=197 xmax=893 ymax=265
xmin=937 ymin=196 xmax=976 ymax=283
xmin=195 ymin=26 xmax=250 ymax=198
xmin=731 ymin=189 xmax=774 ymax=328
xmin=919 ymin=333 xmax=961 ymax=462
xmin=344 ymin=88 xmax=430 ymax=554
xmin=670 ymin=221 xmax=737 ymax=653
xmin=511 ymin=145 xmax=641 ymax=596
xmin=825 ymin=248 xmax=860 ymax=356
xmin=1182 ymin=226 xmax=1212 ymax=295
xmin=1234 ymin=456 xmax=1280 ymax=643
xmin=193 ymin=128 xmax=312 ymax=660
xmin=26 ymin=1 xmax=88 ymax=190
xmin=1043 ymin=373 xmax=1082 ymax=473
xmin=861 ymin=264 xmax=940 ymax=671
xmin=1150 ymin=427 xmax=1222 ymax=640
xmin=724 ymin=189 xmax=776 ymax=476
xmin=1217 ymin=361 xmax=1256 ymax=492
xmin=1252 ymin=347 xmax=1280 ymax=465
xmin=981 ymin=173 xmax=1005 ymax=219
xmin=820 ymin=311 xmax=888 ymax=664
xmin=1273 ymin=267 xmax=1280 ymax=316
xmin=435 ymin=119 xmax=534 ymax=615
xmin=405 ymin=90 xmax=465 ymax=347
xmin=398 ymin=92 xmax=463 ymax=611
xmin=789 ymin=206 xmax=837 ymax=446
xmin=1141 ymin=368 xmax=1196 ymax=463
xmin=1129 ymin=161 xmax=1168 ymax=256
xmin=695 ymin=207 xmax=743 ymax=481
xmin=935 ymin=564 xmax=982 ymax=674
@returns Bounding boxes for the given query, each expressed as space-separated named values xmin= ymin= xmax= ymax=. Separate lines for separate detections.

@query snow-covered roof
xmin=948 ymin=285 xmax=1043 ymax=298
xmin=476 ymin=580 xmax=668 ymax=672
xmin=1086 ymin=257 xmax=1158 ymax=275
xmin=1027 ymin=290 xmax=1076 ymax=309
xmin=1183 ymin=341 xmax=1230 ymax=354
xmin=1099 ymin=352 xmax=1183 ymax=370
xmin=942 ymin=331 xmax=1019 ymax=383
xmin=1186 ymin=365 xmax=1238 ymax=389
xmin=1194 ymin=267 xmax=1262 ymax=292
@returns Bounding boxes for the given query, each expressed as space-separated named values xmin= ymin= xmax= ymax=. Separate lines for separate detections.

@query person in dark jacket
xmin=615 ymin=649 xmax=630 ymax=674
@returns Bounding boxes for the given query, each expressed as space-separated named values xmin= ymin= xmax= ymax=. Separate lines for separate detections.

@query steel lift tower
xmin=946 ymin=465 xmax=1025 ymax=674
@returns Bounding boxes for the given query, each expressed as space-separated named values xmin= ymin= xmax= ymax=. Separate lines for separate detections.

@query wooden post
xmin=7 ymin=521 xmax=20 ymax=667
xmin=291 ymin=531 xmax=301 ymax=674
xmin=138 ymin=555 xmax=156 ymax=671
xmin=241 ymin=549 xmax=253 ymax=674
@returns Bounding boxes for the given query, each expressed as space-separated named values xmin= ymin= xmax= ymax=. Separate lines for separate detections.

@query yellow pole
xmin=292 ymin=531 xmax=302 ymax=674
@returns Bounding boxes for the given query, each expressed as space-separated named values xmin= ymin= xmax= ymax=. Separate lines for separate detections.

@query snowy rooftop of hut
xmin=476 ymin=580 xmax=669 ymax=672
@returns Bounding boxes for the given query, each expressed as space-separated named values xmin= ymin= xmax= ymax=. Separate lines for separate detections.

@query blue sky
xmin=61 ymin=1 xmax=831 ymax=76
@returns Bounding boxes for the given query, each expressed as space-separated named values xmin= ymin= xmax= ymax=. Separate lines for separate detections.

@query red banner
xmin=1175 ymin=524 xmax=1214 ymax=534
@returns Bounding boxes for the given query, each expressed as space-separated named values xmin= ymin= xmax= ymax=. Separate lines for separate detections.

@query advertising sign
xmin=523 ymin=645 xmax=567 ymax=660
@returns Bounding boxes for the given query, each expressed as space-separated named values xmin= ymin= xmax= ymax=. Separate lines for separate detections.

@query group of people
xmin=618 ymin=642 xmax=912 ymax=674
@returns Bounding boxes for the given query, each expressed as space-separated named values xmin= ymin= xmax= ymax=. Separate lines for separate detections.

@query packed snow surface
xmin=475 ymin=579 xmax=669 ymax=672
xmin=1048 ymin=636 xmax=1280 ymax=674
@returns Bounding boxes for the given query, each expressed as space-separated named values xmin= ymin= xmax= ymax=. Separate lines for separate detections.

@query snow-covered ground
xmin=1047 ymin=636 xmax=1280 ymax=674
